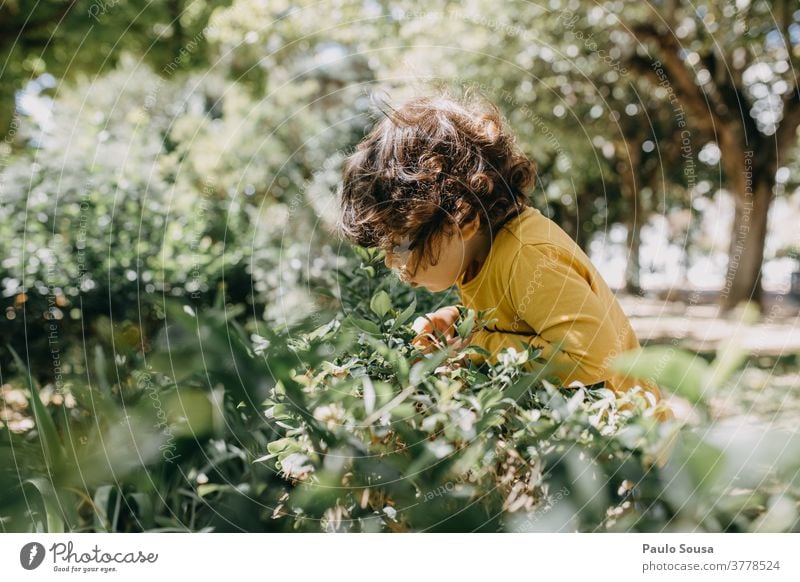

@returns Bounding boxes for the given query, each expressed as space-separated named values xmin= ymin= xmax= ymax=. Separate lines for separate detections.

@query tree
xmin=0 ymin=0 xmax=229 ymax=141
xmin=623 ymin=0 xmax=800 ymax=312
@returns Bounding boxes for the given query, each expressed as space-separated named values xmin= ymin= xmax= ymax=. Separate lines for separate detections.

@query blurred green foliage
xmin=2 ymin=250 xmax=798 ymax=532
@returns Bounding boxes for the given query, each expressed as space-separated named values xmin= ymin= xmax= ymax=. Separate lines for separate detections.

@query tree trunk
xmin=625 ymin=215 xmax=642 ymax=295
xmin=546 ymin=192 xmax=590 ymax=253
xmin=720 ymin=172 xmax=773 ymax=313
xmin=573 ymin=188 xmax=594 ymax=255
xmin=618 ymin=142 xmax=643 ymax=295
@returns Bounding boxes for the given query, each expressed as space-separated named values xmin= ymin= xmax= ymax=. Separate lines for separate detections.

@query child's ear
xmin=459 ymin=213 xmax=481 ymax=240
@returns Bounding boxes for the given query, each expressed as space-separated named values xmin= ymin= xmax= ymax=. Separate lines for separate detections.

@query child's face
xmin=384 ymin=216 xmax=483 ymax=292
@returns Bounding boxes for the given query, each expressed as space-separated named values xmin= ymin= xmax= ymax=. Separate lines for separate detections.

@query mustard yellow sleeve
xmin=467 ymin=243 xmax=621 ymax=387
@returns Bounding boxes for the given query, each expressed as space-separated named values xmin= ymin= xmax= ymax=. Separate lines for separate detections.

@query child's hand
xmin=410 ymin=306 xmax=460 ymax=353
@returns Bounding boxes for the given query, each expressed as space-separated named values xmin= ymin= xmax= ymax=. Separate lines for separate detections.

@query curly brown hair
xmin=336 ymin=91 xmax=536 ymax=276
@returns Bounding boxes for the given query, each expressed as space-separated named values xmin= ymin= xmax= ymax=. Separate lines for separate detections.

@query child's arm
xmin=466 ymin=243 xmax=624 ymax=387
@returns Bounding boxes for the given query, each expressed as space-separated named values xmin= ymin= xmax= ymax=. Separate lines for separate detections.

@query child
xmin=337 ymin=92 xmax=672 ymax=421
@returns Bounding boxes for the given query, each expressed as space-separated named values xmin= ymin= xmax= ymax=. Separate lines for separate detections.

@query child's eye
xmin=391 ymin=236 xmax=413 ymax=255
xmin=379 ymin=236 xmax=413 ymax=263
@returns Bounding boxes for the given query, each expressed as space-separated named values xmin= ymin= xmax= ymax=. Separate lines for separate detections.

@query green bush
xmin=5 ymin=246 xmax=797 ymax=533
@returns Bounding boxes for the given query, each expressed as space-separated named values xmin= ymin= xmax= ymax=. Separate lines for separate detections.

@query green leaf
xmin=130 ymin=492 xmax=155 ymax=530
xmin=409 ymin=350 xmax=451 ymax=386
xmin=390 ymin=297 xmax=417 ymax=332
xmin=352 ymin=245 xmax=371 ymax=262
xmin=361 ymin=334 xmax=392 ymax=358
xmin=456 ymin=308 xmax=476 ymax=339
xmin=8 ymin=345 xmax=65 ymax=467
xmin=369 ymin=290 xmax=392 ymax=318
xmin=462 ymin=345 xmax=491 ymax=357
xmin=343 ymin=316 xmax=381 ymax=336
xmin=25 ymin=477 xmax=66 ymax=533
xmin=307 ymin=318 xmax=338 ymax=340
xmin=163 ymin=388 xmax=214 ymax=438
xmin=92 ymin=485 xmax=113 ymax=532
xmin=390 ymin=402 xmax=416 ymax=419
xmin=611 ymin=346 xmax=711 ymax=404
xmin=680 ymin=430 xmax=726 ymax=490
xmin=267 ymin=437 xmax=303 ymax=456
xmin=750 ymin=494 xmax=799 ymax=532
xmin=706 ymin=333 xmax=748 ymax=391
xmin=197 ymin=484 xmax=237 ymax=498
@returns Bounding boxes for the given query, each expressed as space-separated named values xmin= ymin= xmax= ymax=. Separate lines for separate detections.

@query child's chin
xmin=422 ymin=283 xmax=444 ymax=292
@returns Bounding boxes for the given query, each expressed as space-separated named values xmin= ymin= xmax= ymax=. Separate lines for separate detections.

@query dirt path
xmin=619 ymin=293 xmax=800 ymax=357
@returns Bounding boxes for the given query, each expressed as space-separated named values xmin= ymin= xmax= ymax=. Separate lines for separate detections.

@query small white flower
xmin=313 ymin=403 xmax=345 ymax=428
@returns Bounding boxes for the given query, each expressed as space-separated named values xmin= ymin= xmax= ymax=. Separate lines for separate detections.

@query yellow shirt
xmin=457 ymin=205 xmax=672 ymax=420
